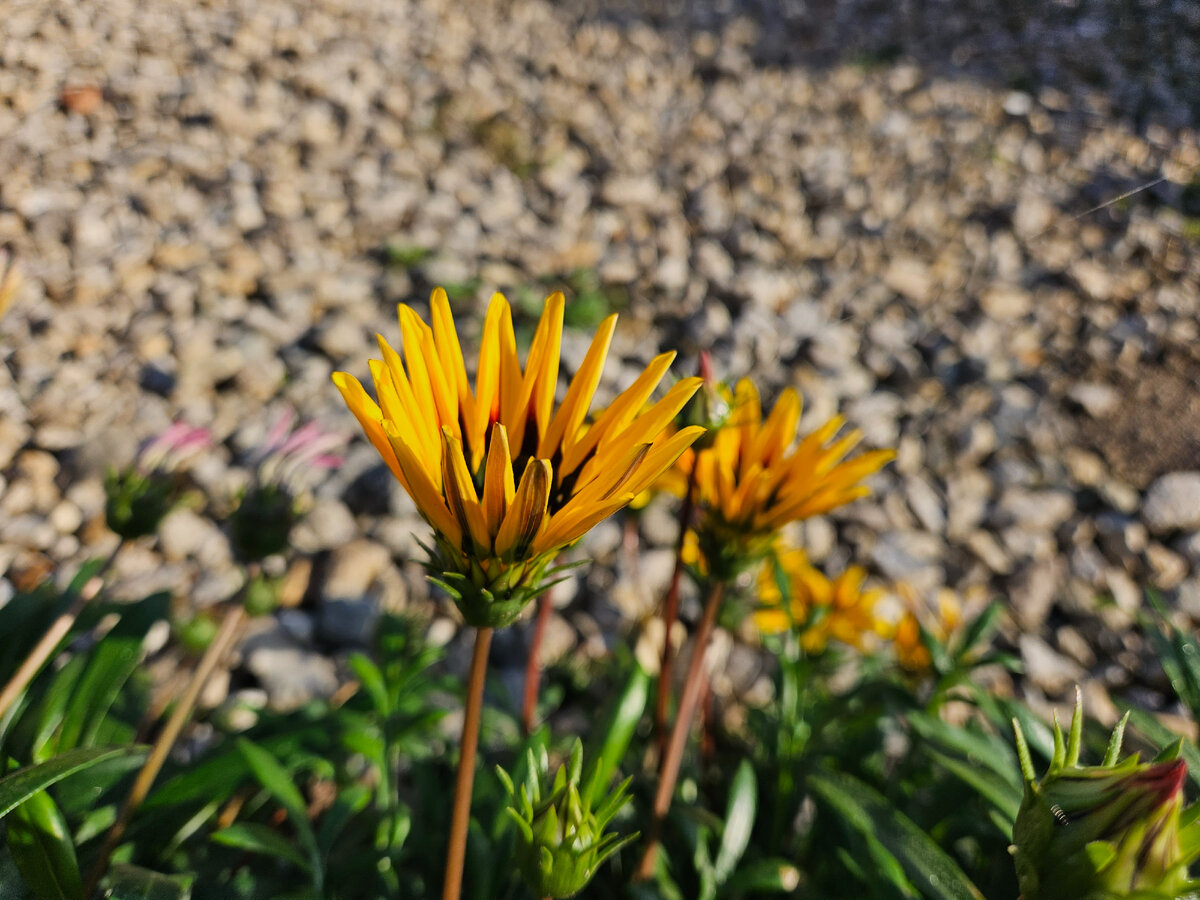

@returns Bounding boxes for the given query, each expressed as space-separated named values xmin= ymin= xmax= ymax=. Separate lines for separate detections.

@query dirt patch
xmin=1078 ymin=349 xmax=1200 ymax=488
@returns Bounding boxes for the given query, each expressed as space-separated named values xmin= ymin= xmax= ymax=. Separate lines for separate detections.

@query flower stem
xmin=635 ymin=579 xmax=726 ymax=881
xmin=443 ymin=626 xmax=493 ymax=900
xmin=521 ymin=592 xmax=552 ymax=734
xmin=85 ymin=603 xmax=246 ymax=896
xmin=654 ymin=461 xmax=698 ymax=757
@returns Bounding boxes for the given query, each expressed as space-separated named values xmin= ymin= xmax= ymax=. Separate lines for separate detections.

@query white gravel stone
xmin=1144 ymin=472 xmax=1200 ymax=533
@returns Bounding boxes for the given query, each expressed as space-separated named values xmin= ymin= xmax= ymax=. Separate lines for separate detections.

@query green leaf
xmin=104 ymin=864 xmax=193 ymax=900
xmin=55 ymin=634 xmax=141 ymax=752
xmin=235 ymin=738 xmax=322 ymax=885
xmin=714 ymin=759 xmax=756 ymax=883
xmin=6 ymin=789 xmax=82 ymax=900
xmin=347 ymin=653 xmax=390 ymax=718
xmin=809 ymin=769 xmax=984 ymax=900
xmin=955 ymin=601 xmax=1003 ymax=660
xmin=211 ymin=822 xmax=312 ymax=872
xmin=0 ymin=746 xmax=143 ymax=819
xmin=236 ymin=739 xmax=310 ymax=832
xmin=907 ymin=712 xmax=1020 ymax=790
xmin=723 ymin=858 xmax=802 ymax=894
xmin=582 ymin=665 xmax=649 ymax=807
xmin=926 ymin=750 xmax=1019 ymax=828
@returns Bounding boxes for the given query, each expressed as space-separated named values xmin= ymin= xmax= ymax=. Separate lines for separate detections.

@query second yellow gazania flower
xmin=674 ymin=378 xmax=894 ymax=579
xmin=334 ymin=288 xmax=704 ymax=627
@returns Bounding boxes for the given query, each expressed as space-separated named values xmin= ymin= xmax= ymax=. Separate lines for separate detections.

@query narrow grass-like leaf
xmin=582 ymin=664 xmax=649 ymax=807
xmin=0 ymin=746 xmax=142 ymax=819
xmin=722 ymin=858 xmax=801 ymax=894
xmin=714 ymin=759 xmax=756 ymax=883
xmin=6 ymin=789 xmax=82 ymax=900
xmin=211 ymin=822 xmax=312 ymax=872
xmin=926 ymin=750 xmax=1019 ymax=827
xmin=347 ymin=653 xmax=390 ymax=718
xmin=809 ymin=769 xmax=984 ymax=900
xmin=907 ymin=712 xmax=1019 ymax=789
xmin=104 ymin=863 xmax=193 ymax=900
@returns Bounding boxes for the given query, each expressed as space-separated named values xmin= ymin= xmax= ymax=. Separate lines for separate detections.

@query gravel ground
xmin=1 ymin=0 xmax=1199 ymax=723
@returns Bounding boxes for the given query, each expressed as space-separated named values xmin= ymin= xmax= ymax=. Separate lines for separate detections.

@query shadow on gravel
xmin=561 ymin=0 xmax=1200 ymax=133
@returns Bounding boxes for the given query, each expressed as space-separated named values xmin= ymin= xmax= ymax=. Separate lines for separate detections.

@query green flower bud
xmin=496 ymin=739 xmax=637 ymax=898
xmin=229 ymin=483 xmax=297 ymax=562
xmin=104 ymin=467 xmax=176 ymax=540
xmin=1012 ymin=690 xmax=1200 ymax=899
xmin=681 ymin=351 xmax=731 ymax=452
xmin=243 ymin=573 xmax=283 ymax=617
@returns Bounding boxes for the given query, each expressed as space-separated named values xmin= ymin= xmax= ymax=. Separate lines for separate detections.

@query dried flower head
xmin=105 ymin=423 xmax=211 ymax=540
xmin=230 ymin=410 xmax=345 ymax=562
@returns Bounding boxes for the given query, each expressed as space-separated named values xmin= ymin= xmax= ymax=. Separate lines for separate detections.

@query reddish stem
xmin=443 ymin=626 xmax=493 ymax=900
xmin=636 ymin=579 xmax=726 ymax=881
xmin=654 ymin=461 xmax=698 ymax=756
xmin=521 ymin=591 xmax=552 ymax=734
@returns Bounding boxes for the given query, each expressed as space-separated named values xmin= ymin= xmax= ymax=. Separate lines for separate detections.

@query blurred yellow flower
xmin=671 ymin=378 xmax=894 ymax=578
xmin=889 ymin=585 xmax=962 ymax=672
xmin=333 ymin=288 xmax=704 ymax=626
xmin=754 ymin=547 xmax=885 ymax=654
xmin=0 ymin=252 xmax=22 ymax=320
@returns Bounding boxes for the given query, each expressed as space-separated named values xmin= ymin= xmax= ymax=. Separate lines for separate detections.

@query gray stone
xmin=243 ymin=625 xmax=340 ymax=712
xmin=1144 ymin=472 xmax=1200 ymax=533
xmin=317 ymin=598 xmax=379 ymax=647
xmin=1020 ymin=634 xmax=1086 ymax=696
xmin=870 ymin=531 xmax=944 ymax=594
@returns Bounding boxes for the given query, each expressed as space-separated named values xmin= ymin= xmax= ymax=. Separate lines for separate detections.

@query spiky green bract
xmin=1011 ymin=689 xmax=1200 ymax=899
xmin=423 ymin=534 xmax=582 ymax=628
xmin=496 ymin=739 xmax=637 ymax=898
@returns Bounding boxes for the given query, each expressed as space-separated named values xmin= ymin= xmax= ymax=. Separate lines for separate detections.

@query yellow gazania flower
xmin=672 ymin=378 xmax=894 ymax=579
xmin=754 ymin=547 xmax=884 ymax=654
xmin=333 ymin=288 xmax=705 ymax=626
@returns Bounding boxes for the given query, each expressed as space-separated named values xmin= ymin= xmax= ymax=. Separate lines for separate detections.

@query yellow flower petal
xmin=440 ymin=427 xmax=491 ymax=553
xmin=331 ymin=372 xmax=405 ymax=486
xmin=495 ymin=458 xmax=551 ymax=560
xmin=382 ymin=419 xmax=462 ymax=547
xmin=559 ymin=350 xmax=676 ymax=477
xmin=539 ymin=313 xmax=617 ymax=460
xmin=533 ymin=491 xmax=633 ymax=555
xmin=481 ymin=423 xmax=515 ymax=540
xmin=517 ymin=291 xmax=564 ymax=455
xmin=622 ymin=426 xmax=707 ymax=498
xmin=474 ymin=295 xmax=507 ymax=459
